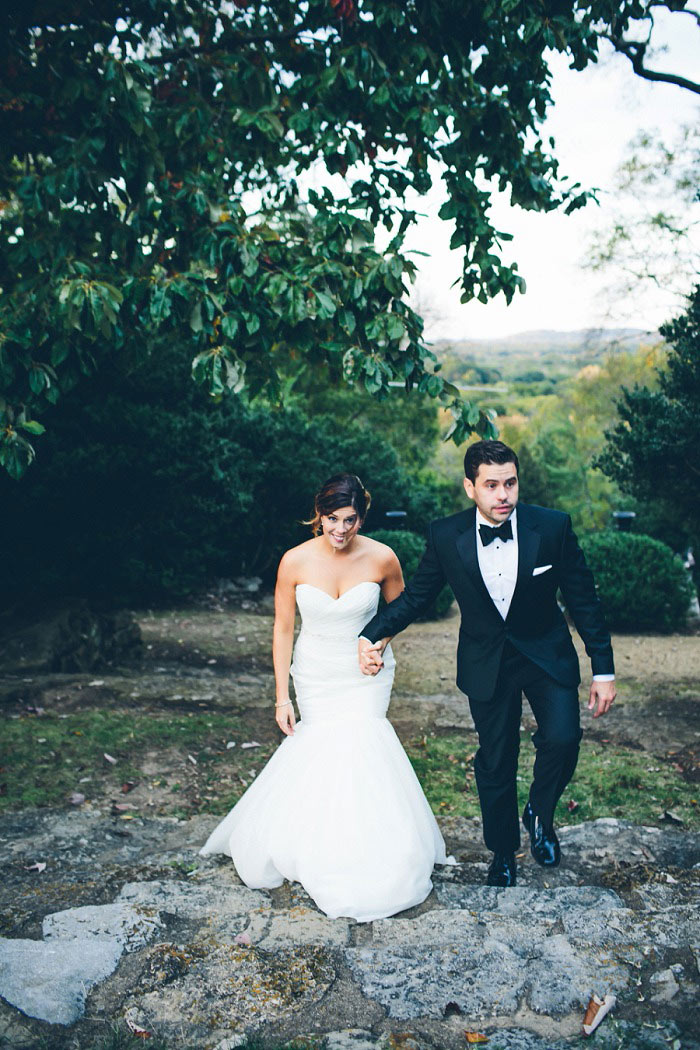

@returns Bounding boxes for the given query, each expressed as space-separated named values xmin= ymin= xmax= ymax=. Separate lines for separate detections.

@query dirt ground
xmin=2 ymin=597 xmax=699 ymax=830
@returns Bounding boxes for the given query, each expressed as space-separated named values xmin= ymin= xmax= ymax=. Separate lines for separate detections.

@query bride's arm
xmin=272 ymin=552 xmax=297 ymax=736
xmin=359 ymin=549 xmax=404 ymax=674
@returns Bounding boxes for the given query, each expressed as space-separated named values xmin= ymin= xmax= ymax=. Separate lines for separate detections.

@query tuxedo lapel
xmin=510 ymin=506 xmax=542 ymax=613
xmin=454 ymin=509 xmax=503 ymax=617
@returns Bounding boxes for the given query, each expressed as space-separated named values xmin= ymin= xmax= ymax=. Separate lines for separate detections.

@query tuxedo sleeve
xmin=558 ymin=515 xmax=615 ymax=677
xmin=360 ymin=522 xmax=448 ymax=642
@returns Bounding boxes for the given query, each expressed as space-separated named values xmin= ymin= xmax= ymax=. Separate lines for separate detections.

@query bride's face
xmin=321 ymin=504 xmax=361 ymax=551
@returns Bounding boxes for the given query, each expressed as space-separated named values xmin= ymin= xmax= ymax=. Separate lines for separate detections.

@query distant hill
xmin=432 ymin=327 xmax=662 ymax=384
xmin=433 ymin=328 xmax=657 ymax=358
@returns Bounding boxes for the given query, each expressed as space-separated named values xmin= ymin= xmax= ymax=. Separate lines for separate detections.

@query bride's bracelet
xmin=275 ymin=700 xmax=292 ymax=709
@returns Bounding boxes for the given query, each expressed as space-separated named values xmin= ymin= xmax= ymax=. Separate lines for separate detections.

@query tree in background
xmin=500 ymin=341 xmax=665 ymax=532
xmin=0 ymin=341 xmax=458 ymax=603
xmin=3 ymin=0 xmax=698 ymax=478
xmin=585 ymin=123 xmax=700 ymax=309
xmin=597 ymin=286 xmax=700 ymax=558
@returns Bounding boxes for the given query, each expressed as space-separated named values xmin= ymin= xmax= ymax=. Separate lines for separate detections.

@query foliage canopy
xmin=598 ymin=286 xmax=700 ymax=541
xmin=2 ymin=0 xmax=697 ymax=477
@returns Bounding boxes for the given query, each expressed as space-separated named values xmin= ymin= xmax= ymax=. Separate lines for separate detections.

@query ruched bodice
xmin=291 ymin=582 xmax=395 ymax=724
xmin=199 ymin=580 xmax=448 ymax=922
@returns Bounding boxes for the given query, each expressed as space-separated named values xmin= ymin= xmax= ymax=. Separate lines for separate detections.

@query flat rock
xmin=0 ymin=935 xmax=123 ymax=1024
xmin=118 ymin=877 xmax=270 ymax=922
xmin=323 ymin=1030 xmax=382 ymax=1050
xmin=558 ymin=818 xmax=700 ymax=868
xmin=123 ymin=943 xmax=337 ymax=1046
xmin=258 ymin=906 xmax=351 ymax=949
xmin=346 ymin=898 xmax=632 ymax=1021
xmin=43 ymin=900 xmax=161 ymax=952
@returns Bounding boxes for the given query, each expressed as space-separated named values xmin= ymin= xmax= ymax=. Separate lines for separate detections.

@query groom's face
xmin=463 ymin=461 xmax=519 ymax=525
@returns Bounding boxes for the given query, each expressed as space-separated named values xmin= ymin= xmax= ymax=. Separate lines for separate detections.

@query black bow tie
xmin=479 ymin=519 xmax=513 ymax=547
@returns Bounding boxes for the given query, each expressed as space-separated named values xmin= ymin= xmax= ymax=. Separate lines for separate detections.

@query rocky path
xmin=1 ymin=600 xmax=699 ymax=1049
xmin=1 ymin=806 xmax=699 ymax=1050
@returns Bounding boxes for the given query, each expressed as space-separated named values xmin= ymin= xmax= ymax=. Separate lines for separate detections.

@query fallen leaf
xmin=103 ymin=752 xmax=117 ymax=765
xmin=241 ymin=741 xmax=261 ymax=750
xmin=465 ymin=1033 xmax=489 ymax=1044
xmin=112 ymin=803 xmax=132 ymax=812
xmin=24 ymin=862 xmax=47 ymax=873
xmin=126 ymin=1016 xmax=152 ymax=1038
xmin=582 ymin=993 xmax=616 ymax=1036
xmin=69 ymin=792 xmax=85 ymax=806
xmin=226 ymin=741 xmax=236 ymax=749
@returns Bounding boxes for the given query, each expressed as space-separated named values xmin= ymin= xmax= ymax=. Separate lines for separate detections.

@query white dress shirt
xmin=475 ymin=507 xmax=518 ymax=620
xmin=475 ymin=506 xmax=614 ymax=682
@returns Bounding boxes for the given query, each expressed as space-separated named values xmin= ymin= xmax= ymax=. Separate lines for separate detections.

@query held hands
xmin=275 ymin=700 xmax=296 ymax=736
xmin=588 ymin=680 xmax=616 ymax=719
xmin=358 ymin=637 xmax=387 ymax=676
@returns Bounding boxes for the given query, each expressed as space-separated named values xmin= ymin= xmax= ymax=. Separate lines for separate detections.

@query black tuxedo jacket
xmin=362 ymin=503 xmax=614 ymax=701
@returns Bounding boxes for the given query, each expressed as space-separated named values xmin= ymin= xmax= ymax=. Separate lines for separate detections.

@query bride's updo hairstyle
xmin=307 ymin=473 xmax=371 ymax=536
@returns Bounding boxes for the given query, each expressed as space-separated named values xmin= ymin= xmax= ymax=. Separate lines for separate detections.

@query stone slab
xmin=0 ymin=935 xmax=122 ymax=1025
xmin=43 ymin=900 xmax=161 ymax=952
xmin=123 ymin=943 xmax=337 ymax=1043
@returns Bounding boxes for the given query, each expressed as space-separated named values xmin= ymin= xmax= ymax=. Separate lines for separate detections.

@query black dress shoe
xmin=522 ymin=801 xmax=560 ymax=867
xmin=486 ymin=851 xmax=517 ymax=887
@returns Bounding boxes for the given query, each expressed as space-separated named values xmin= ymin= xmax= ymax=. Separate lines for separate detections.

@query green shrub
xmin=579 ymin=531 xmax=693 ymax=632
xmin=367 ymin=529 xmax=454 ymax=620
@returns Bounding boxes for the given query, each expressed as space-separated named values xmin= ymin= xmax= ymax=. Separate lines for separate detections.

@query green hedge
xmin=368 ymin=529 xmax=454 ymax=620
xmin=580 ymin=531 xmax=693 ymax=633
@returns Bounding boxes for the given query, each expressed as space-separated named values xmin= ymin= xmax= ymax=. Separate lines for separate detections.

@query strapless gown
xmin=198 ymin=581 xmax=448 ymax=922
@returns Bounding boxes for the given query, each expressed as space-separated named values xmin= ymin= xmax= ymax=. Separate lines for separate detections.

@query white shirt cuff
xmin=592 ymin=674 xmax=615 ymax=682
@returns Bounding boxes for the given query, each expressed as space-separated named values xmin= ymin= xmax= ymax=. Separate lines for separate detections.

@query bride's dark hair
xmin=306 ymin=473 xmax=371 ymax=536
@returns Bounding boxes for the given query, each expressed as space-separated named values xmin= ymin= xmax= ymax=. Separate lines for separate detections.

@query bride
xmin=199 ymin=472 xmax=448 ymax=922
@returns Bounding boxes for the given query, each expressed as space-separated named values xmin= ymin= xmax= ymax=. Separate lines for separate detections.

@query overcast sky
xmin=403 ymin=9 xmax=700 ymax=341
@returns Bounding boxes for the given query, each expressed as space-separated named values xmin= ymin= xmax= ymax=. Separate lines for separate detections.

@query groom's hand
xmin=588 ymin=679 xmax=616 ymax=718
xmin=358 ymin=637 xmax=386 ymax=676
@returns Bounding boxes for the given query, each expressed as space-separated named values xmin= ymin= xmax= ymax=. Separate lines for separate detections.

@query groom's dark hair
xmin=464 ymin=440 xmax=519 ymax=482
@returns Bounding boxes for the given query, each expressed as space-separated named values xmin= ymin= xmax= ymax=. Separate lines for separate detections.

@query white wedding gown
xmin=199 ymin=581 xmax=449 ymax=922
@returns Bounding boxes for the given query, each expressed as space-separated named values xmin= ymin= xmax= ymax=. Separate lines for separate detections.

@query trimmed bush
xmin=579 ymin=531 xmax=693 ymax=633
xmin=367 ymin=529 xmax=454 ymax=620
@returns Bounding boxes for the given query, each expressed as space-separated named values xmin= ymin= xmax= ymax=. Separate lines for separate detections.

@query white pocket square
xmin=532 ymin=564 xmax=552 ymax=576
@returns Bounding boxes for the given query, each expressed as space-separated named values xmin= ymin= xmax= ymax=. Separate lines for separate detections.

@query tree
xmin=2 ymin=1 xmax=697 ymax=478
xmin=585 ymin=123 xmax=700 ymax=306
xmin=597 ymin=285 xmax=700 ymax=542
xmin=501 ymin=341 xmax=665 ymax=531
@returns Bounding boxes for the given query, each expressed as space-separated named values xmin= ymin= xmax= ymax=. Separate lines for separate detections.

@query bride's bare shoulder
xmin=359 ymin=534 xmax=401 ymax=571
xmin=277 ymin=537 xmax=321 ymax=575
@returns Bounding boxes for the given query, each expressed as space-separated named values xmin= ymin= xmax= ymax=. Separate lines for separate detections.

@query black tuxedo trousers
xmin=361 ymin=504 xmax=614 ymax=847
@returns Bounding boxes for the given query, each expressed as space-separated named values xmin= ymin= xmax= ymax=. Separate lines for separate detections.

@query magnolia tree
xmin=1 ymin=0 xmax=697 ymax=477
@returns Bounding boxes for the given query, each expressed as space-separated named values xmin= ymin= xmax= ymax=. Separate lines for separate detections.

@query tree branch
xmin=603 ymin=32 xmax=700 ymax=94
xmin=604 ymin=25 xmax=700 ymax=93
xmin=148 ymin=21 xmax=317 ymax=65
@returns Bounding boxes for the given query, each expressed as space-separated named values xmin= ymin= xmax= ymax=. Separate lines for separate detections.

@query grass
xmin=405 ymin=731 xmax=700 ymax=830
xmin=0 ymin=709 xmax=274 ymax=815
xmin=2 ymin=711 xmax=698 ymax=831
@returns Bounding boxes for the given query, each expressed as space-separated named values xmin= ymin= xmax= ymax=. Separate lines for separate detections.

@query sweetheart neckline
xmin=296 ymin=581 xmax=381 ymax=601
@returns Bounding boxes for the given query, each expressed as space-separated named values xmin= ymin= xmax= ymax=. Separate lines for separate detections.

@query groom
xmin=359 ymin=440 xmax=615 ymax=887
